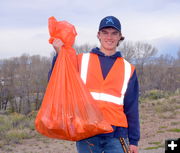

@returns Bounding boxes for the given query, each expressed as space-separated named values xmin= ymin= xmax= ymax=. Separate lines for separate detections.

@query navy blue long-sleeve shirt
xmin=48 ymin=47 xmax=140 ymax=145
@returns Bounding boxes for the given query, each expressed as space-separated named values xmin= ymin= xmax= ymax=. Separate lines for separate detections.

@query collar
xmin=91 ymin=47 xmax=122 ymax=58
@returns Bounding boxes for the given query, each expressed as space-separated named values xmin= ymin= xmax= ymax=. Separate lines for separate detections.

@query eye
xmin=112 ymin=32 xmax=119 ymax=35
xmin=101 ymin=31 xmax=108 ymax=35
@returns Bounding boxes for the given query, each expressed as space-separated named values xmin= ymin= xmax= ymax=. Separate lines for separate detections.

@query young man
xmin=49 ymin=16 xmax=140 ymax=153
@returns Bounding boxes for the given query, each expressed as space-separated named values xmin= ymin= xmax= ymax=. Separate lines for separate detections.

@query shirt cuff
xmin=129 ymin=139 xmax=138 ymax=146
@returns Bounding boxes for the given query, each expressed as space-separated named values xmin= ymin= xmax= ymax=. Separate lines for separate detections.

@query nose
xmin=106 ymin=33 xmax=112 ymax=39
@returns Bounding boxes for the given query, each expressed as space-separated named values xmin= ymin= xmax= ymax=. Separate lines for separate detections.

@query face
xmin=97 ymin=27 xmax=121 ymax=55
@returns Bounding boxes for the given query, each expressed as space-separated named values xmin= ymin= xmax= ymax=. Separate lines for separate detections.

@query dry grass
xmin=139 ymin=91 xmax=180 ymax=151
xmin=0 ymin=112 xmax=36 ymax=146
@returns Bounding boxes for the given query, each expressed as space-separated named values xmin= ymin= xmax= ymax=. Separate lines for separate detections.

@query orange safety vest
xmin=77 ymin=53 xmax=135 ymax=127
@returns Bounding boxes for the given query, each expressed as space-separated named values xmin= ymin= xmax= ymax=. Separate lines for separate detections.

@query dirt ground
xmin=0 ymin=96 xmax=179 ymax=153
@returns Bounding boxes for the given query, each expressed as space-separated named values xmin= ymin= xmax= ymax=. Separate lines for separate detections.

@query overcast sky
xmin=0 ymin=0 xmax=180 ymax=59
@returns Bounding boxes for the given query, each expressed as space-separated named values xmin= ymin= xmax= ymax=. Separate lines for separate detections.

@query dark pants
xmin=76 ymin=135 xmax=128 ymax=153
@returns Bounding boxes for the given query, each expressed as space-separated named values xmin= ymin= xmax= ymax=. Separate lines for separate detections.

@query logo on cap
xmin=105 ymin=17 xmax=114 ymax=25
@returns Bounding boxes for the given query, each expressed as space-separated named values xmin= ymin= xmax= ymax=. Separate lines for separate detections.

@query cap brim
xmin=99 ymin=25 xmax=120 ymax=32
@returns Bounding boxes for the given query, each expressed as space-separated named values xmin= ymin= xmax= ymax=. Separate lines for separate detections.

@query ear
xmin=119 ymin=32 xmax=124 ymax=41
xmin=97 ymin=31 xmax=100 ymax=40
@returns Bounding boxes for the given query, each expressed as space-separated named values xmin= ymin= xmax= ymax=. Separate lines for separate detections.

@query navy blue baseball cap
xmin=99 ymin=16 xmax=124 ymax=40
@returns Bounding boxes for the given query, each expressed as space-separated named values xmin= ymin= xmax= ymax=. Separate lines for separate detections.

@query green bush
xmin=144 ymin=90 xmax=167 ymax=100
xmin=5 ymin=129 xmax=31 ymax=144
xmin=167 ymin=128 xmax=180 ymax=133
xmin=0 ymin=115 xmax=12 ymax=134
xmin=0 ymin=112 xmax=36 ymax=145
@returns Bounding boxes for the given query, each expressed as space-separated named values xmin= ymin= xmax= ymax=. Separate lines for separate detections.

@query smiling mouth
xmin=106 ymin=41 xmax=114 ymax=45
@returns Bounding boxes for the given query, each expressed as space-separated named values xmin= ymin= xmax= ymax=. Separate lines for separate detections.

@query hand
xmin=52 ymin=39 xmax=64 ymax=54
xmin=129 ymin=145 xmax=138 ymax=153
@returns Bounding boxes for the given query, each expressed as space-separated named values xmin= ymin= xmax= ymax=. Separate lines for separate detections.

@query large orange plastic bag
xmin=35 ymin=16 xmax=113 ymax=141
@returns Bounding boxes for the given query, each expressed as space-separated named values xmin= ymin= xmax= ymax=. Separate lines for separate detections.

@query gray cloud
xmin=1 ymin=0 xmax=180 ymax=28
xmin=0 ymin=0 xmax=180 ymax=58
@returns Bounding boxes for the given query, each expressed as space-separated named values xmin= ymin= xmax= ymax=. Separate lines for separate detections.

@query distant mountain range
xmin=150 ymin=35 xmax=180 ymax=58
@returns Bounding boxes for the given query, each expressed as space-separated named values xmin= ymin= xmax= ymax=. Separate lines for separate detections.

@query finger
xmin=53 ymin=39 xmax=59 ymax=45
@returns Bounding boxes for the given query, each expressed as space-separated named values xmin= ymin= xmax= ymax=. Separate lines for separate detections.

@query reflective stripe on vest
xmin=81 ymin=53 xmax=90 ymax=83
xmin=90 ymin=92 xmax=124 ymax=105
xmin=80 ymin=53 xmax=132 ymax=105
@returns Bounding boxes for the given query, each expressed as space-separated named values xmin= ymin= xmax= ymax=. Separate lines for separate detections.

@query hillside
xmin=0 ymin=93 xmax=179 ymax=153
